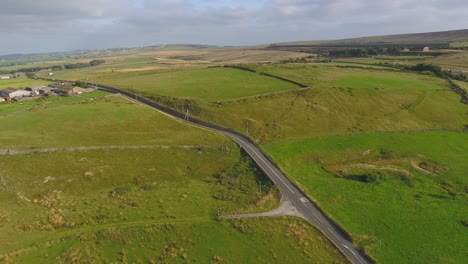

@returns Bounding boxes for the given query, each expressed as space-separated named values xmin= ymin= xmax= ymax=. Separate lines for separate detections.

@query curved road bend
xmin=95 ymin=85 xmax=371 ymax=264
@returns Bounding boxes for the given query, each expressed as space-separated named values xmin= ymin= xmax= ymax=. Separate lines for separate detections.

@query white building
xmin=0 ymin=88 xmax=31 ymax=99
xmin=0 ymin=76 xmax=10 ymax=80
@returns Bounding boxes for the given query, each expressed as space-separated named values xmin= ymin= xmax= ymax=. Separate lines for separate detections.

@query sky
xmin=1 ymin=0 xmax=468 ymax=55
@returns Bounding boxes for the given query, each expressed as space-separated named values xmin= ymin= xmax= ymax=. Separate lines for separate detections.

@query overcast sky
xmin=1 ymin=0 xmax=467 ymax=55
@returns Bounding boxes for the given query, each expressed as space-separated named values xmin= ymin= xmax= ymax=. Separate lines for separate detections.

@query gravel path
xmin=220 ymin=201 xmax=304 ymax=220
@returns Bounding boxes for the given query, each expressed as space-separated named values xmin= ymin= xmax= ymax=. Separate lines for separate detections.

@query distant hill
xmin=276 ymin=29 xmax=468 ymax=46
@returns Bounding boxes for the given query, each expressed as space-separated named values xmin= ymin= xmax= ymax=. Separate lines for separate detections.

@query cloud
xmin=1 ymin=0 xmax=468 ymax=54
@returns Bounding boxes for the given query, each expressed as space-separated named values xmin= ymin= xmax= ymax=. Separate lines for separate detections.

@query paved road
xmin=96 ymin=85 xmax=372 ymax=264
xmin=219 ymin=131 xmax=371 ymax=264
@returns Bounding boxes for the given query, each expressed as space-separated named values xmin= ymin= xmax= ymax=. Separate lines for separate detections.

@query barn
xmin=0 ymin=88 xmax=31 ymax=99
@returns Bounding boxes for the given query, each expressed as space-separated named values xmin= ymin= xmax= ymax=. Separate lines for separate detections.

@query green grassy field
xmin=376 ymin=55 xmax=433 ymax=60
xmin=426 ymin=52 xmax=468 ymax=72
xmin=331 ymin=56 xmax=432 ymax=67
xmin=0 ymin=90 xmax=108 ymax=117
xmin=0 ymin=78 xmax=51 ymax=89
xmin=46 ymin=67 xmax=299 ymax=102
xmin=0 ymin=93 xmax=346 ymax=263
xmin=3 ymin=48 xmax=467 ymax=263
xmin=450 ymin=41 xmax=468 ymax=48
xmin=196 ymin=65 xmax=466 ymax=142
xmin=6 ymin=217 xmax=345 ymax=264
xmin=320 ymin=62 xmax=395 ymax=70
xmin=0 ymin=95 xmax=228 ymax=149
xmin=264 ymin=131 xmax=468 ymax=264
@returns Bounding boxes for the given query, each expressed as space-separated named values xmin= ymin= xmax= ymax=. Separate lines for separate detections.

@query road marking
xmin=342 ymin=244 xmax=357 ymax=256
xmin=299 ymin=197 xmax=310 ymax=207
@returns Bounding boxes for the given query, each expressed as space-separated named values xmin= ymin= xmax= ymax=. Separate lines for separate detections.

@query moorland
xmin=1 ymin=29 xmax=467 ymax=263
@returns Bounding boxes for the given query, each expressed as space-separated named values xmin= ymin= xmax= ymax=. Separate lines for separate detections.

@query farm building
xmin=26 ymin=85 xmax=48 ymax=95
xmin=423 ymin=47 xmax=430 ymax=52
xmin=52 ymin=86 xmax=86 ymax=96
xmin=39 ymin=87 xmax=53 ymax=95
xmin=0 ymin=76 xmax=10 ymax=80
xmin=0 ymin=88 xmax=31 ymax=99
xmin=13 ymin=72 xmax=25 ymax=78
xmin=0 ymin=97 xmax=5 ymax=102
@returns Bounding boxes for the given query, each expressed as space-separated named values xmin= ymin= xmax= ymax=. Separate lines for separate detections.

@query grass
xmin=454 ymin=80 xmax=468 ymax=93
xmin=264 ymin=131 xmax=468 ymax=264
xmin=0 ymin=92 xmax=346 ymax=263
xmin=0 ymin=90 xmax=108 ymax=117
xmin=426 ymin=52 xmax=468 ymax=72
xmin=450 ymin=42 xmax=468 ymax=48
xmin=0 ymin=78 xmax=51 ymax=89
xmin=376 ymin=55 xmax=433 ymax=60
xmin=7 ymin=217 xmax=346 ymax=264
xmin=0 ymin=146 xmax=343 ymax=263
xmin=4 ymin=52 xmax=467 ymax=263
xmin=0 ymin=95 xmax=227 ymax=149
xmin=0 ymin=148 xmax=269 ymax=251
xmin=331 ymin=56 xmax=433 ymax=67
xmin=45 ymin=67 xmax=299 ymax=102
xmin=321 ymin=61 xmax=395 ymax=70
xmin=196 ymin=65 xmax=467 ymax=142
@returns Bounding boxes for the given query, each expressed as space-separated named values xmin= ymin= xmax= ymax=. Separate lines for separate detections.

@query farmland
xmin=0 ymin=95 xmax=228 ymax=149
xmin=264 ymin=131 xmax=468 ymax=264
xmin=0 ymin=78 xmax=51 ymax=90
xmin=0 ymin=92 xmax=345 ymax=263
xmin=195 ymin=65 xmax=466 ymax=142
xmin=1 ymin=147 xmax=346 ymax=263
xmin=2 ymin=40 xmax=468 ymax=263
xmin=58 ymin=67 xmax=299 ymax=102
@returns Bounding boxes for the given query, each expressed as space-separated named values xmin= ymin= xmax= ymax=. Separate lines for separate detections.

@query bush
xmin=90 ymin=59 xmax=105 ymax=66
xmin=404 ymin=63 xmax=444 ymax=77
xmin=73 ymin=80 xmax=90 ymax=88
xmin=64 ymin=63 xmax=90 ymax=70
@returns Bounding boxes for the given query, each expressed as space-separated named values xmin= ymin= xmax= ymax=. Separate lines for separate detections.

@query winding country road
xmin=95 ymin=85 xmax=372 ymax=264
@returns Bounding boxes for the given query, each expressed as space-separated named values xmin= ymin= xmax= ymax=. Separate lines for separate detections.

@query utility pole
xmin=137 ymin=86 xmax=141 ymax=101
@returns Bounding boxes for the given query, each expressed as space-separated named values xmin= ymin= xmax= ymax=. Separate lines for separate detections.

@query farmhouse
xmin=0 ymin=87 xmax=30 ymax=99
xmin=52 ymin=86 xmax=86 ymax=96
